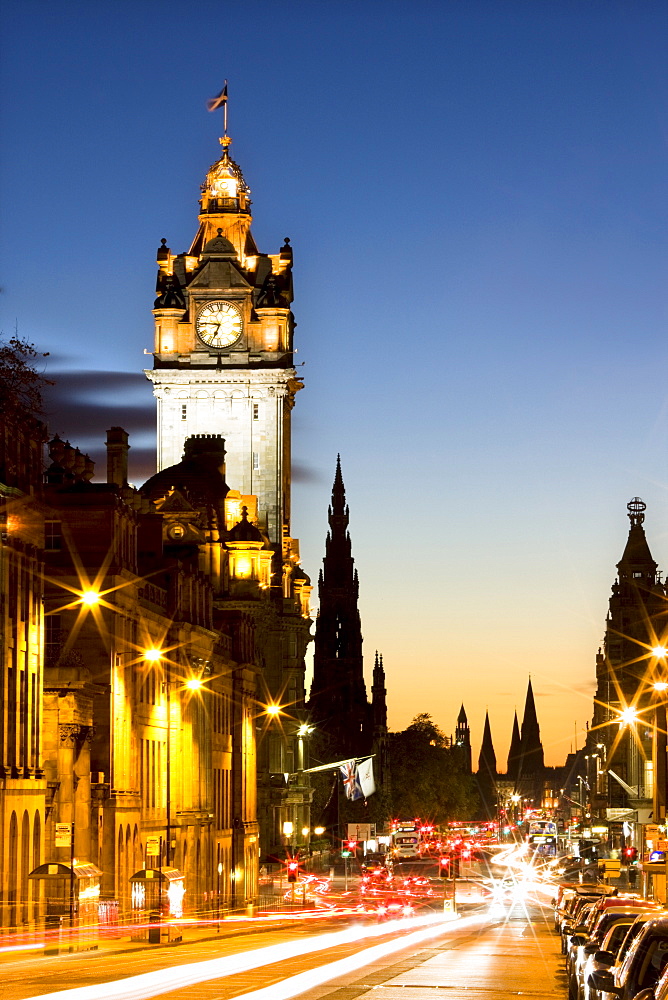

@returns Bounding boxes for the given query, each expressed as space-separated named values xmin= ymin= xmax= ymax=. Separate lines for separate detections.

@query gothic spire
xmin=507 ymin=710 xmax=521 ymax=780
xmin=372 ymin=650 xmax=387 ymax=732
xmin=478 ymin=711 xmax=497 ymax=777
xmin=519 ymin=678 xmax=544 ymax=775
xmin=309 ymin=457 xmax=369 ymax=756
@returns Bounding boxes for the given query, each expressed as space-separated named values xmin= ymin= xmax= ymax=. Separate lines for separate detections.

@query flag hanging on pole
xmin=207 ymin=82 xmax=228 ymax=112
xmin=340 ymin=760 xmax=363 ymax=801
xmin=357 ymin=757 xmax=376 ymax=798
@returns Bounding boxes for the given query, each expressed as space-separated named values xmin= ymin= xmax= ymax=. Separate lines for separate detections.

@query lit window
xmin=45 ymin=521 xmax=62 ymax=551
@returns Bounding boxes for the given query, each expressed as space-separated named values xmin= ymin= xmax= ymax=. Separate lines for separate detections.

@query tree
xmin=388 ymin=714 xmax=478 ymax=823
xmin=0 ymin=335 xmax=51 ymax=417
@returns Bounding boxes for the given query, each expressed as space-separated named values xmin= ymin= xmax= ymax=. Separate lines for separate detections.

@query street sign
xmin=55 ymin=823 xmax=72 ymax=847
xmin=347 ymin=823 xmax=372 ymax=841
xmin=146 ymin=836 xmax=161 ymax=857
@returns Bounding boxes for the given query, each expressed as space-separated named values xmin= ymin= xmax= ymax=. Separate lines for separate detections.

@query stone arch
xmin=20 ymin=811 xmax=30 ymax=924
xmin=133 ymin=824 xmax=141 ymax=873
xmin=8 ymin=812 xmax=18 ymax=927
xmin=195 ymin=838 xmax=201 ymax=913
xmin=32 ymin=812 xmax=41 ymax=920
xmin=117 ymin=826 xmax=124 ymax=904
xmin=124 ymin=825 xmax=131 ymax=911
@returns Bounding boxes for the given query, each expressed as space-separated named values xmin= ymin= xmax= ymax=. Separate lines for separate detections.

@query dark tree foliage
xmin=0 ymin=335 xmax=52 ymax=417
xmin=388 ymin=713 xmax=478 ymax=823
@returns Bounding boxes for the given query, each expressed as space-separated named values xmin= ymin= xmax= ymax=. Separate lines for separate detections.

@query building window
xmin=252 ymin=452 xmax=259 ymax=471
xmin=44 ymin=521 xmax=62 ymax=551
xmin=252 ymin=403 xmax=259 ymax=420
xmin=181 ymin=404 xmax=187 ymax=421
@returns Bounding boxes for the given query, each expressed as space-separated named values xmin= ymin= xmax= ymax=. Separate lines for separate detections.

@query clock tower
xmin=145 ymin=132 xmax=302 ymax=545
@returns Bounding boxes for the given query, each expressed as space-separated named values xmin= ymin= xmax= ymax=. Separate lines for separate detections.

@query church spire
xmin=455 ymin=704 xmax=471 ymax=773
xmin=478 ymin=711 xmax=497 ymax=777
xmin=476 ymin=711 xmax=497 ymax=821
xmin=507 ymin=710 xmax=521 ymax=780
xmin=518 ymin=678 xmax=544 ymax=776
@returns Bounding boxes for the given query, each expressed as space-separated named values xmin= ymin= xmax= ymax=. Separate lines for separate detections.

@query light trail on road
xmin=24 ymin=911 xmax=490 ymax=1000
xmin=216 ymin=912 xmax=491 ymax=1000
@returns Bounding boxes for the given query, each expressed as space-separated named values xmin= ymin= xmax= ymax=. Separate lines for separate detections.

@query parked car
xmin=588 ymin=914 xmax=668 ymax=1000
xmin=570 ymin=906 xmax=658 ymax=1000
xmin=587 ymin=913 xmax=666 ymax=1000
xmin=580 ymin=919 xmax=647 ymax=1000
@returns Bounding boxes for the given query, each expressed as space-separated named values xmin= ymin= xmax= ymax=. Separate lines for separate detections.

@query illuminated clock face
xmin=196 ymin=300 xmax=243 ymax=348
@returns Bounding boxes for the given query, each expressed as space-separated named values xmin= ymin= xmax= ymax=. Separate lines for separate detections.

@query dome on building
xmin=227 ymin=506 xmax=263 ymax=543
xmin=201 ymin=229 xmax=237 ymax=258
xmin=140 ymin=434 xmax=229 ymax=512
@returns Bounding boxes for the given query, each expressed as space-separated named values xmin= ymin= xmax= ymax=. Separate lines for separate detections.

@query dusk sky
xmin=1 ymin=1 xmax=667 ymax=768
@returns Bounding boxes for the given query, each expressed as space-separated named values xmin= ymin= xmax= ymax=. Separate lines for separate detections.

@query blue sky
xmin=1 ymin=0 xmax=667 ymax=766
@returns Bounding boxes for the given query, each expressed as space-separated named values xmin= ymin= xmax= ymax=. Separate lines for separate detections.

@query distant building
xmin=454 ymin=705 xmax=472 ymax=774
xmin=589 ymin=498 xmax=668 ymax=846
xmin=308 ymin=459 xmax=388 ymax=817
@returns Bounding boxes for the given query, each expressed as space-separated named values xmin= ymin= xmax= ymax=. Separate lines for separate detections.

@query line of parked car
xmin=554 ymin=880 xmax=668 ymax=1000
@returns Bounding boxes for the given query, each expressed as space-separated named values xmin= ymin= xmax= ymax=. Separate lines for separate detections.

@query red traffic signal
xmin=287 ymin=860 xmax=299 ymax=883
xmin=346 ymin=840 xmax=357 ymax=850
xmin=438 ymin=857 xmax=450 ymax=877
xmin=623 ymin=847 xmax=637 ymax=861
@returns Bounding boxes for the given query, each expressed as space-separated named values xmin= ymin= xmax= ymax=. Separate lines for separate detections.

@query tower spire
xmin=478 ymin=712 xmax=497 ymax=777
xmin=309 ymin=457 xmax=369 ymax=756
xmin=507 ymin=710 xmax=521 ymax=780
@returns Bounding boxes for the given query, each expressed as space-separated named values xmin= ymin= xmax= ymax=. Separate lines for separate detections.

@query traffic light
xmin=622 ymin=846 xmax=638 ymax=862
xmin=438 ymin=856 xmax=450 ymax=878
xmin=287 ymin=860 xmax=299 ymax=883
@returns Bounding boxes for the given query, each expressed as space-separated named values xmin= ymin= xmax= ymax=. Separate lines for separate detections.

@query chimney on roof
xmin=106 ymin=427 xmax=130 ymax=487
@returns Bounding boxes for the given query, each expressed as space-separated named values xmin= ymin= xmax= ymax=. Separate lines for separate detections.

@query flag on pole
xmin=207 ymin=83 xmax=228 ymax=111
xmin=357 ymin=757 xmax=376 ymax=798
xmin=340 ymin=760 xmax=363 ymax=801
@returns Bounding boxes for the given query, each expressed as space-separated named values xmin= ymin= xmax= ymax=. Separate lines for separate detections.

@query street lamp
xmin=80 ymin=590 xmax=101 ymax=606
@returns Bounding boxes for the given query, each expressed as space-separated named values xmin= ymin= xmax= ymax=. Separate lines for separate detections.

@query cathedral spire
xmin=507 ymin=710 xmax=521 ymax=780
xmin=518 ymin=678 xmax=544 ymax=776
xmin=478 ymin=711 xmax=497 ymax=777
xmin=476 ymin=711 xmax=497 ymax=820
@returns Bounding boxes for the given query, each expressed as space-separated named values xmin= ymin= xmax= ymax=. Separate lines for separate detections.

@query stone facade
xmin=0 ymin=410 xmax=48 ymax=929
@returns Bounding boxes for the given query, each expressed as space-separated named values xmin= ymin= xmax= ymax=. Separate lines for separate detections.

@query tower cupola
xmin=202 ymin=139 xmax=251 ymax=215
